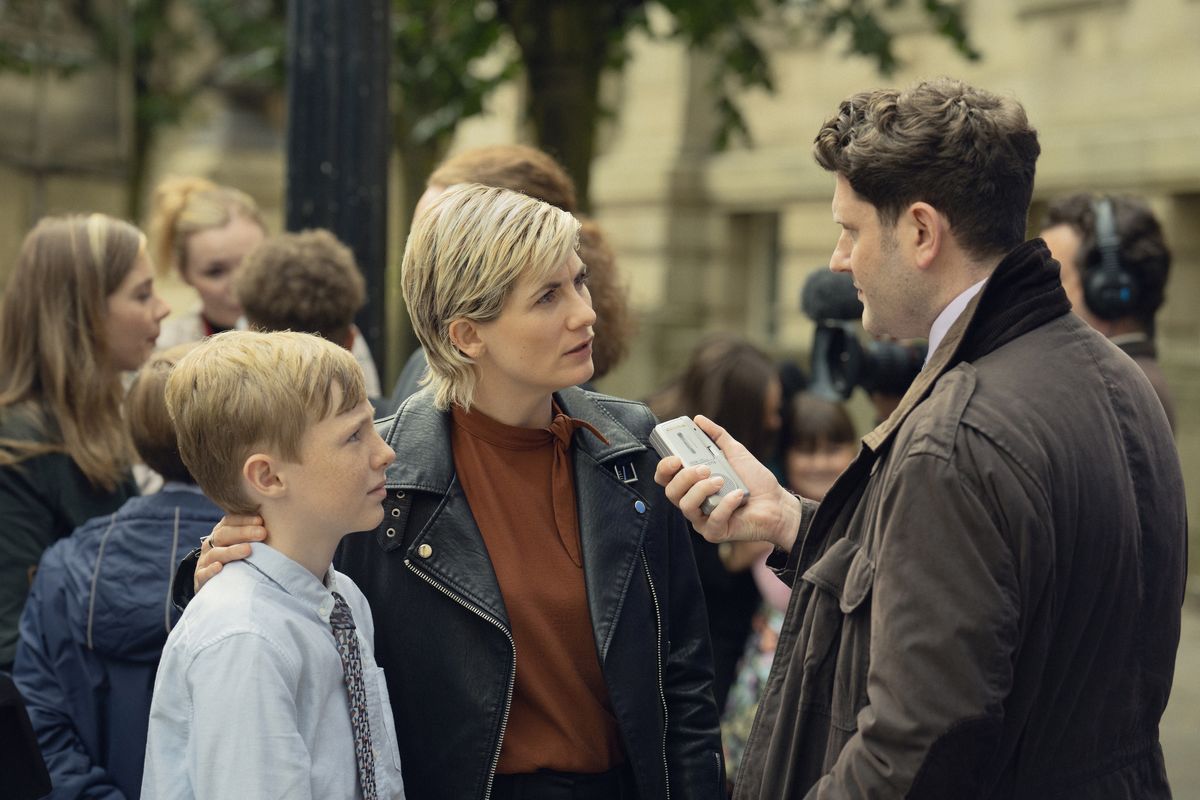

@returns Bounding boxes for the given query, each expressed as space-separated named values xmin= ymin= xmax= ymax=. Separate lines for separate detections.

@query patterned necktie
xmin=330 ymin=591 xmax=378 ymax=800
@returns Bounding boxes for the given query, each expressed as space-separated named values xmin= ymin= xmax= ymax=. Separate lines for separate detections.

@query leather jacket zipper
xmin=641 ymin=553 xmax=671 ymax=800
xmin=405 ymin=559 xmax=515 ymax=800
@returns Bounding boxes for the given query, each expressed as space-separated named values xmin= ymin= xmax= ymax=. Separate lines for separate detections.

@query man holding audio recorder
xmin=656 ymin=78 xmax=1186 ymax=799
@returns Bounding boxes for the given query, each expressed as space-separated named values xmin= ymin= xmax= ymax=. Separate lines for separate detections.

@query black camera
xmin=801 ymin=270 xmax=926 ymax=402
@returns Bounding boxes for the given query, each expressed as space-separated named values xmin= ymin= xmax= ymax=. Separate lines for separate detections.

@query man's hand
xmin=654 ymin=415 xmax=802 ymax=553
xmin=194 ymin=515 xmax=266 ymax=593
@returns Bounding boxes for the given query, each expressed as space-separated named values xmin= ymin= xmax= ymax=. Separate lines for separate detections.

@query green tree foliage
xmin=0 ymin=0 xmax=286 ymax=217
xmin=2 ymin=0 xmax=978 ymax=216
xmin=391 ymin=0 xmax=518 ymax=231
xmin=494 ymin=0 xmax=979 ymax=207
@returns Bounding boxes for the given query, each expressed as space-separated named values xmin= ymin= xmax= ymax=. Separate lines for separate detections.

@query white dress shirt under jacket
xmin=924 ymin=276 xmax=988 ymax=368
xmin=141 ymin=542 xmax=405 ymax=800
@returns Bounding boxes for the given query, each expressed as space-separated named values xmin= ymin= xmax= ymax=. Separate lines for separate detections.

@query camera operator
xmin=655 ymin=78 xmax=1185 ymax=798
xmin=1041 ymin=193 xmax=1175 ymax=430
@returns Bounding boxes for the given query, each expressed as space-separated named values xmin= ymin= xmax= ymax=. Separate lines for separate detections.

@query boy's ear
xmin=448 ymin=318 xmax=485 ymax=359
xmin=242 ymin=453 xmax=287 ymax=501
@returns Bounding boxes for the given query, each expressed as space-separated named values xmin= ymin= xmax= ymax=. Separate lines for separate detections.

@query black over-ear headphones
xmin=1083 ymin=197 xmax=1139 ymax=320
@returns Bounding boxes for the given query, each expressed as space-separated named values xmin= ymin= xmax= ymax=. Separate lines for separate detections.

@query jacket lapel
xmin=380 ymin=390 xmax=510 ymax=627
xmin=557 ymin=388 xmax=651 ymax=663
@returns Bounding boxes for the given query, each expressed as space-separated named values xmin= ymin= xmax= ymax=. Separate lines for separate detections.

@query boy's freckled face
xmin=284 ymin=386 xmax=396 ymax=536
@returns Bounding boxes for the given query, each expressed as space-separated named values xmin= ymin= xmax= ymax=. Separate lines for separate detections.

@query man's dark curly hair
xmin=813 ymin=77 xmax=1041 ymax=260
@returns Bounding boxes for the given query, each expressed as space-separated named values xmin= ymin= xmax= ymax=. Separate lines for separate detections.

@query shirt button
xmin=634 ymin=500 xmax=646 ymax=514
xmin=417 ymin=543 xmax=433 ymax=559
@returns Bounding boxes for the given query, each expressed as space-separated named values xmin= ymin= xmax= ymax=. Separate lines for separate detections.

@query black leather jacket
xmin=334 ymin=387 xmax=725 ymax=800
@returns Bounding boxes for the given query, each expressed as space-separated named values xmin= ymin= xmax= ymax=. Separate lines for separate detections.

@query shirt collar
xmin=161 ymin=481 xmax=206 ymax=495
xmin=1108 ymin=331 xmax=1150 ymax=348
xmin=243 ymin=541 xmax=338 ymax=613
xmin=924 ymin=276 xmax=988 ymax=367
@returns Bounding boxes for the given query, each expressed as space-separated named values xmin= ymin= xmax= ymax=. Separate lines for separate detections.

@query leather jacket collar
xmin=382 ymin=386 xmax=648 ymax=492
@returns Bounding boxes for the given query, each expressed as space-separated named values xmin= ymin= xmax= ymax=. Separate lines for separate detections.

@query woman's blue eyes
xmin=348 ymin=430 xmax=361 ymax=443
xmin=537 ymin=271 xmax=590 ymax=305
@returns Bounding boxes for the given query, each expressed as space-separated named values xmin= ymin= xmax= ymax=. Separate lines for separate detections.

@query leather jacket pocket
xmin=798 ymin=537 xmax=875 ymax=733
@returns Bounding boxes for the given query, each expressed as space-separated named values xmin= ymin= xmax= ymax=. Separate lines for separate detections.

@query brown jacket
xmin=736 ymin=240 xmax=1187 ymax=799
xmin=1112 ymin=334 xmax=1175 ymax=433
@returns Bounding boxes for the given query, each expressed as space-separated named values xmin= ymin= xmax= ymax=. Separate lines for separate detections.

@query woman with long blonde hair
xmin=0 ymin=214 xmax=170 ymax=670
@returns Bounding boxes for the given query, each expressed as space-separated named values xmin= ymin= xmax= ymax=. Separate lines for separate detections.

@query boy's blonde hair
xmin=164 ymin=330 xmax=366 ymax=514
xmin=400 ymin=182 xmax=580 ymax=411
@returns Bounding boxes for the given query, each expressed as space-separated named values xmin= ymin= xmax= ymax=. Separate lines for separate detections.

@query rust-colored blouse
xmin=449 ymin=404 xmax=623 ymax=775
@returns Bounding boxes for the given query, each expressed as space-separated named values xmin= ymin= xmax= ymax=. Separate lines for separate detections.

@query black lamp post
xmin=284 ymin=0 xmax=391 ymax=375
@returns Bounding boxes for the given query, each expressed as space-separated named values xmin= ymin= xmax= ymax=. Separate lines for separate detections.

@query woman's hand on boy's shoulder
xmin=194 ymin=515 xmax=267 ymax=593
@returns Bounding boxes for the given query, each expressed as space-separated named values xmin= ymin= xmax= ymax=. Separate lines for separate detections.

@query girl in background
xmin=149 ymin=176 xmax=382 ymax=395
xmin=149 ymin=177 xmax=265 ymax=346
xmin=0 ymin=214 xmax=170 ymax=671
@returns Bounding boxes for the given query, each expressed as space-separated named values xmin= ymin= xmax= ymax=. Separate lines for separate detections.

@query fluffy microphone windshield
xmin=800 ymin=269 xmax=863 ymax=322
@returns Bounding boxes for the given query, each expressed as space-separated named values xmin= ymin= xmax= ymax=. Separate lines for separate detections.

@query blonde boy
xmin=141 ymin=330 xmax=404 ymax=800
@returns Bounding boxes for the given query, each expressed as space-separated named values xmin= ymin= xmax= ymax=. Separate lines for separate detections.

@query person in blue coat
xmin=13 ymin=344 xmax=223 ymax=799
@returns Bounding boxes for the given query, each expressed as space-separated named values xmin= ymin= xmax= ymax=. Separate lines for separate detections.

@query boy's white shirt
xmin=141 ymin=542 xmax=405 ymax=800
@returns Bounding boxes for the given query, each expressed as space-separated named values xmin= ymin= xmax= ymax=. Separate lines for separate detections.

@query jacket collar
xmin=1111 ymin=332 xmax=1156 ymax=360
xmin=383 ymin=386 xmax=647 ymax=493
xmin=863 ymin=238 xmax=1071 ymax=453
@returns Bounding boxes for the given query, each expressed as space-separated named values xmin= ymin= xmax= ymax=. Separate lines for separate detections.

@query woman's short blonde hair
xmin=400 ymin=183 xmax=580 ymax=411
xmin=164 ymin=330 xmax=366 ymax=514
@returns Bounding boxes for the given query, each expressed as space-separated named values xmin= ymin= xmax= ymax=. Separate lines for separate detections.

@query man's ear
xmin=448 ymin=318 xmax=485 ymax=359
xmin=242 ymin=453 xmax=286 ymax=502
xmin=906 ymin=202 xmax=945 ymax=270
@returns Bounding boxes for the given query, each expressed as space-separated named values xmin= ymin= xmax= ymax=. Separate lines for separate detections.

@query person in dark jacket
xmin=657 ymin=78 xmax=1186 ymax=799
xmin=13 ymin=344 xmax=223 ymax=799
xmin=1040 ymin=192 xmax=1176 ymax=430
xmin=0 ymin=214 xmax=170 ymax=671
xmin=196 ymin=183 xmax=724 ymax=799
